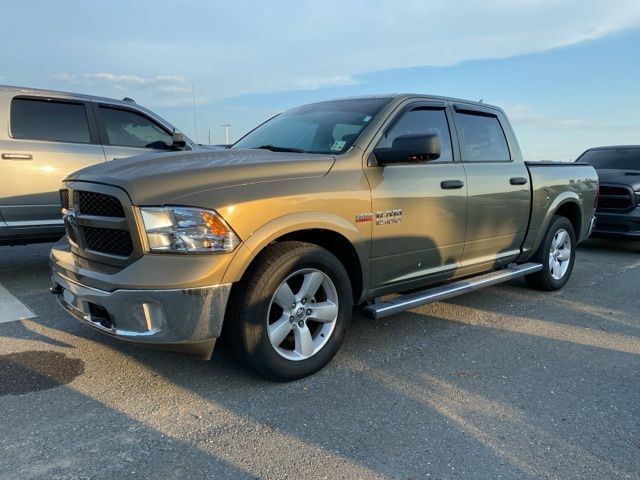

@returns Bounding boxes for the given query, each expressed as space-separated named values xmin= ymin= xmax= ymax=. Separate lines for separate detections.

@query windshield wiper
xmin=255 ymin=144 xmax=307 ymax=153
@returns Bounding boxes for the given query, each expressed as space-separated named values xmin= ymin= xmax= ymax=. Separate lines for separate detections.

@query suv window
xmin=11 ymin=98 xmax=91 ymax=143
xmin=455 ymin=111 xmax=510 ymax=162
xmin=376 ymin=107 xmax=453 ymax=162
xmin=100 ymin=106 xmax=173 ymax=149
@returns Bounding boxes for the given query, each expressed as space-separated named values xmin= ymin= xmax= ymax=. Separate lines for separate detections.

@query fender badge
xmin=375 ymin=209 xmax=403 ymax=225
xmin=355 ymin=212 xmax=373 ymax=223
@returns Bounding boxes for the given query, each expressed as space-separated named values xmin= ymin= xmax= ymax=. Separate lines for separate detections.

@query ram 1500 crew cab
xmin=50 ymin=94 xmax=598 ymax=380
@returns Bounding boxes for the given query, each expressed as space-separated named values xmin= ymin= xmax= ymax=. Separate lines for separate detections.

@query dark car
xmin=576 ymin=145 xmax=640 ymax=239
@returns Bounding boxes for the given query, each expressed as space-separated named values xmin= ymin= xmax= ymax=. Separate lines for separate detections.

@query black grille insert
xmin=78 ymin=191 xmax=125 ymax=218
xmin=59 ymin=189 xmax=69 ymax=210
xmin=83 ymin=227 xmax=133 ymax=257
xmin=598 ymin=185 xmax=634 ymax=212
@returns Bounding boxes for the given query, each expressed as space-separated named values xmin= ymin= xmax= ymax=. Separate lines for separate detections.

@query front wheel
xmin=225 ymin=241 xmax=353 ymax=381
xmin=525 ymin=215 xmax=576 ymax=291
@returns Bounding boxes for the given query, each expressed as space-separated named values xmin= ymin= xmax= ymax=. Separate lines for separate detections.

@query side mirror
xmin=171 ymin=131 xmax=187 ymax=150
xmin=374 ymin=133 xmax=441 ymax=166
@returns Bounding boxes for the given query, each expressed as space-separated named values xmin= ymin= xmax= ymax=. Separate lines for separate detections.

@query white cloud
xmin=52 ymin=72 xmax=192 ymax=102
xmin=504 ymin=104 xmax=588 ymax=130
xmin=501 ymin=103 xmax=640 ymax=160
xmin=291 ymin=75 xmax=359 ymax=90
xmin=37 ymin=0 xmax=640 ymax=104
xmin=184 ymin=0 xmax=640 ymax=98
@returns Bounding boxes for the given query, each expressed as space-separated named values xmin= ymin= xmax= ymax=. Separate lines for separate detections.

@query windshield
xmin=232 ymin=98 xmax=391 ymax=154
xmin=578 ymin=148 xmax=640 ymax=170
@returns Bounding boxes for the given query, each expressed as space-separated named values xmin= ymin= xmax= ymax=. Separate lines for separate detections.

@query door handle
xmin=510 ymin=177 xmax=528 ymax=185
xmin=440 ymin=180 xmax=464 ymax=189
xmin=1 ymin=153 xmax=33 ymax=160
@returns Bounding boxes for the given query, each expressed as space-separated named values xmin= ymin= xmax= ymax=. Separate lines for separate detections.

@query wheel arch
xmin=520 ymin=192 xmax=584 ymax=262
xmin=554 ymin=200 xmax=582 ymax=239
xmin=222 ymin=212 xmax=369 ymax=304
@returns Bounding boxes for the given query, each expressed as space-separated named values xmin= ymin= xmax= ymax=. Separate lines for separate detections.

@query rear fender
xmin=520 ymin=192 xmax=583 ymax=261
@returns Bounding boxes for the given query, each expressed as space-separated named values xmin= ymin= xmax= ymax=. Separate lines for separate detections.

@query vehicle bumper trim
xmin=587 ymin=216 xmax=597 ymax=238
xmin=51 ymin=269 xmax=231 ymax=351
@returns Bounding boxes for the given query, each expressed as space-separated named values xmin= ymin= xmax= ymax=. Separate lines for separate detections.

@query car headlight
xmin=139 ymin=207 xmax=240 ymax=253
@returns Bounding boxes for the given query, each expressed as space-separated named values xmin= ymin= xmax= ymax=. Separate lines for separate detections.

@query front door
xmin=0 ymin=96 xmax=105 ymax=227
xmin=365 ymin=103 xmax=468 ymax=290
xmin=94 ymin=103 xmax=178 ymax=161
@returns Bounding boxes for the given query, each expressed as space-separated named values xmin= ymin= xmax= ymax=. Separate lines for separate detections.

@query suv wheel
xmin=225 ymin=241 xmax=353 ymax=381
xmin=526 ymin=215 xmax=576 ymax=291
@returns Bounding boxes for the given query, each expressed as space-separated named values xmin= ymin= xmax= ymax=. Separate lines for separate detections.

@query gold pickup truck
xmin=49 ymin=94 xmax=598 ymax=380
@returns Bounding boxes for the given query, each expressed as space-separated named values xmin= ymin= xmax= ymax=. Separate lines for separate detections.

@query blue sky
xmin=2 ymin=0 xmax=639 ymax=160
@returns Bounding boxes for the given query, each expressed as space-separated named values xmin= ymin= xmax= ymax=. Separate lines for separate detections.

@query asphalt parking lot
xmin=0 ymin=239 xmax=639 ymax=480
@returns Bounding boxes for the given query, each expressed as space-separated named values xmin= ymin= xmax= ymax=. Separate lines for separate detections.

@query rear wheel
xmin=225 ymin=241 xmax=353 ymax=381
xmin=526 ymin=215 xmax=576 ymax=291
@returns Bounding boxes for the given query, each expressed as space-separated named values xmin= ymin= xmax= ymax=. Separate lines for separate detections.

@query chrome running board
xmin=363 ymin=262 xmax=542 ymax=320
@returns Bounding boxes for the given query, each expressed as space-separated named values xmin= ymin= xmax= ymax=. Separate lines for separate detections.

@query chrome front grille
xmin=597 ymin=184 xmax=635 ymax=213
xmin=64 ymin=217 xmax=77 ymax=243
xmin=61 ymin=183 xmax=140 ymax=266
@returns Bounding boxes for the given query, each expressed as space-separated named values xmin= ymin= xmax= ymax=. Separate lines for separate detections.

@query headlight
xmin=139 ymin=207 xmax=240 ymax=253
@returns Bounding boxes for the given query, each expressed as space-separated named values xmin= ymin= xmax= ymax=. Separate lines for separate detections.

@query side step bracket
xmin=363 ymin=262 xmax=542 ymax=320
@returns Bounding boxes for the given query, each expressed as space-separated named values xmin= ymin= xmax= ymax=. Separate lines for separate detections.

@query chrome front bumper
xmin=51 ymin=269 xmax=231 ymax=357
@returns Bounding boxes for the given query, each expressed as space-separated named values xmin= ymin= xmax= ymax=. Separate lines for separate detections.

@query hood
xmin=66 ymin=149 xmax=335 ymax=205
xmin=595 ymin=168 xmax=640 ymax=191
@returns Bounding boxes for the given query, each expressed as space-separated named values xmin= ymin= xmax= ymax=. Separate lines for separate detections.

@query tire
xmin=225 ymin=241 xmax=353 ymax=381
xmin=525 ymin=215 xmax=576 ymax=291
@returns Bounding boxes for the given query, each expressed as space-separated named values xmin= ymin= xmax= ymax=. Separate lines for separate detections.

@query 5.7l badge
xmin=355 ymin=209 xmax=403 ymax=225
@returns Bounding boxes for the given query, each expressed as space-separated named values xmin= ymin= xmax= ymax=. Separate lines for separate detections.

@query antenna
xmin=192 ymin=84 xmax=198 ymax=142
xmin=221 ymin=123 xmax=232 ymax=145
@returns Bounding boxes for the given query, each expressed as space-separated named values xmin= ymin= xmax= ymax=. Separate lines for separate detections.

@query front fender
xmin=221 ymin=211 xmax=370 ymax=290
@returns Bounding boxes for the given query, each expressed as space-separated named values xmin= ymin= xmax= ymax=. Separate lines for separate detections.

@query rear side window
xmin=455 ymin=111 xmax=510 ymax=162
xmin=11 ymin=98 xmax=91 ymax=143
xmin=376 ymin=107 xmax=454 ymax=162
xmin=99 ymin=106 xmax=173 ymax=150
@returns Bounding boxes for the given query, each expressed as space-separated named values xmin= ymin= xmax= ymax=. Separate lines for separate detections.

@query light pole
xmin=221 ymin=123 xmax=232 ymax=145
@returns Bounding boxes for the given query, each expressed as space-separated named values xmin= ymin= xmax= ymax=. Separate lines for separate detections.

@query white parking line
xmin=0 ymin=283 xmax=35 ymax=323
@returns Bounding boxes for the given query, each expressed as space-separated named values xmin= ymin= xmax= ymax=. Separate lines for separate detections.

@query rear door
xmin=0 ymin=96 xmax=105 ymax=227
xmin=94 ymin=103 xmax=177 ymax=161
xmin=452 ymin=105 xmax=530 ymax=269
xmin=365 ymin=101 xmax=468 ymax=290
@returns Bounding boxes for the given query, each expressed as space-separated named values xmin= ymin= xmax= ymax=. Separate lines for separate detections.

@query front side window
xmin=375 ymin=107 xmax=454 ymax=162
xmin=232 ymin=98 xmax=391 ymax=154
xmin=11 ymin=98 xmax=91 ymax=143
xmin=455 ymin=111 xmax=510 ymax=162
xmin=100 ymin=106 xmax=173 ymax=149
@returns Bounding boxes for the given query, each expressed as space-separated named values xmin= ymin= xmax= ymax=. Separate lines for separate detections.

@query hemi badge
xmin=355 ymin=213 xmax=373 ymax=223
